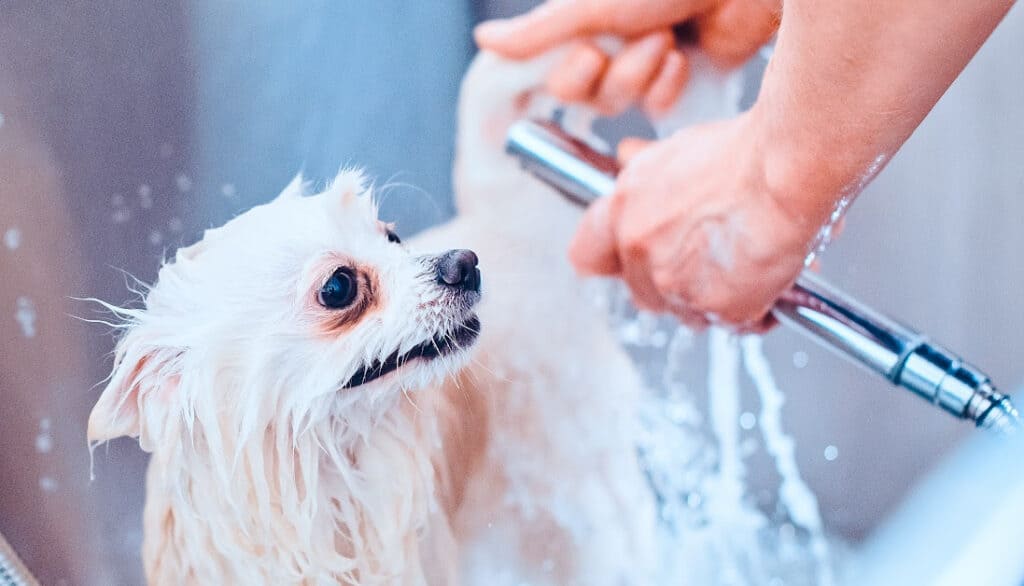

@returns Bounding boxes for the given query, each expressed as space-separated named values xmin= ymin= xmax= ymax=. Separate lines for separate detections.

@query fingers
xmin=698 ymin=0 xmax=781 ymax=68
xmin=475 ymin=0 xmax=612 ymax=60
xmin=477 ymin=0 xmax=778 ymax=79
xmin=475 ymin=0 xmax=710 ymax=60
xmin=568 ymin=196 xmax=622 ymax=276
xmin=477 ymin=0 xmax=700 ymax=114
xmin=592 ymin=31 xmax=673 ymax=115
xmin=642 ymin=50 xmax=689 ymax=115
xmin=619 ymin=250 xmax=670 ymax=312
xmin=546 ymin=41 xmax=609 ymax=103
xmin=547 ymin=32 xmax=685 ymax=115
xmin=568 ymin=182 xmax=678 ymax=317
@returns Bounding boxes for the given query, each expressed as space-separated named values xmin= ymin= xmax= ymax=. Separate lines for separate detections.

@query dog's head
xmin=88 ymin=171 xmax=481 ymax=449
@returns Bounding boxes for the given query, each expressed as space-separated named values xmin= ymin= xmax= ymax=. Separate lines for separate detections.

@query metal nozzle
xmin=970 ymin=384 xmax=1020 ymax=435
xmin=506 ymin=118 xmax=1022 ymax=436
xmin=778 ymin=273 xmax=1021 ymax=436
xmin=505 ymin=119 xmax=616 ymax=205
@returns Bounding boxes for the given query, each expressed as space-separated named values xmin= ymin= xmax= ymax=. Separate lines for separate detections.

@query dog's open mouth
xmin=341 ymin=315 xmax=480 ymax=389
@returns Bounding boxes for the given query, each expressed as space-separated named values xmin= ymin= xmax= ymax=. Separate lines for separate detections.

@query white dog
xmin=89 ymin=50 xmax=657 ymax=585
xmin=89 ymin=172 xmax=482 ymax=584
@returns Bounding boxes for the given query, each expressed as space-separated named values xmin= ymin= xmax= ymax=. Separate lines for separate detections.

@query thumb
xmin=617 ymin=137 xmax=653 ymax=164
xmin=568 ymin=196 xmax=621 ymax=276
xmin=698 ymin=0 xmax=781 ymax=68
xmin=475 ymin=0 xmax=610 ymax=60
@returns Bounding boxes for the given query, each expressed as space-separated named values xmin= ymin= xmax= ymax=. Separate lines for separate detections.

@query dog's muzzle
xmin=340 ymin=250 xmax=482 ymax=389
xmin=435 ymin=249 xmax=481 ymax=293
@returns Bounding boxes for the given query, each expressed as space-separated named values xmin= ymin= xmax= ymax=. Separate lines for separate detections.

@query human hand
xmin=475 ymin=0 xmax=780 ymax=116
xmin=568 ymin=112 xmax=830 ymax=329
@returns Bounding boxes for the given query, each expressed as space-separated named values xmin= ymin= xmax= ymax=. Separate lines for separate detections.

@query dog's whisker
xmin=452 ymin=338 xmax=502 ymax=381
xmin=401 ymin=387 xmax=423 ymax=415
xmin=373 ymin=176 xmax=446 ymax=223
xmin=466 ymin=358 xmax=504 ymax=385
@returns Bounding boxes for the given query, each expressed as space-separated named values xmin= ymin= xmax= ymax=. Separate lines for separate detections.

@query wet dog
xmin=89 ymin=49 xmax=657 ymax=585
xmin=89 ymin=173 xmax=481 ymax=584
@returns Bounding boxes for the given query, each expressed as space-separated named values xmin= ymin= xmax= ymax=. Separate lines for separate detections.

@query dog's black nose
xmin=436 ymin=249 xmax=480 ymax=292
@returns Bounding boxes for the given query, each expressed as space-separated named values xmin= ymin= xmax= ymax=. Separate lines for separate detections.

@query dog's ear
xmin=88 ymin=331 xmax=181 ymax=450
xmin=275 ymin=172 xmax=306 ymax=202
xmin=329 ymin=169 xmax=369 ymax=204
xmin=326 ymin=169 xmax=376 ymax=219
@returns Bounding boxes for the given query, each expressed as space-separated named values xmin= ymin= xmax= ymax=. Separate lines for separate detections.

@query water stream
xmin=604 ymin=280 xmax=838 ymax=585
xmin=596 ymin=53 xmax=842 ymax=584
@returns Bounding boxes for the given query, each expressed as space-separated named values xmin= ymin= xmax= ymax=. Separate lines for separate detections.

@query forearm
xmin=752 ymin=0 xmax=1015 ymax=226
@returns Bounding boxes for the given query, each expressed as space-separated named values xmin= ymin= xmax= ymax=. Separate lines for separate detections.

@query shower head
xmin=506 ymin=118 xmax=1022 ymax=436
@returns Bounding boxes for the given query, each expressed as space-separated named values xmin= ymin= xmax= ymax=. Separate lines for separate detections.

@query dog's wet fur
xmin=90 ymin=51 xmax=657 ymax=585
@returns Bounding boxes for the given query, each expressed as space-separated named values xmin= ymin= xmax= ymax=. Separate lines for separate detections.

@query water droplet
xmin=15 ymin=296 xmax=36 ymax=338
xmin=138 ymin=184 xmax=151 ymax=197
xmin=148 ymin=230 xmax=163 ymax=246
xmin=110 ymin=193 xmax=125 ymax=207
xmin=40 ymin=417 xmax=51 ymax=431
xmin=0 ymin=112 xmax=5 ymax=128
xmin=739 ymin=411 xmax=757 ymax=430
xmin=541 ymin=559 xmax=554 ymax=573
xmin=792 ymin=351 xmax=809 ymax=369
xmin=823 ymin=445 xmax=839 ymax=461
xmin=168 ymin=217 xmax=183 ymax=233
xmin=39 ymin=476 xmax=58 ymax=493
xmin=685 ymin=492 xmax=702 ymax=508
xmin=159 ymin=142 xmax=174 ymax=159
xmin=175 ymin=173 xmax=192 ymax=193
xmin=111 ymin=208 xmax=131 ymax=224
xmin=221 ymin=183 xmax=237 ymax=198
xmin=4 ymin=227 xmax=21 ymax=250
xmin=35 ymin=433 xmax=53 ymax=454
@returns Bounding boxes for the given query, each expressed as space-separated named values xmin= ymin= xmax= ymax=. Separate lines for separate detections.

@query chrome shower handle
xmin=506 ymin=119 xmax=1020 ymax=435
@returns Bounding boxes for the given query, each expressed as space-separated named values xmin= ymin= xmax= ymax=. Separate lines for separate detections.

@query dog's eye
xmin=318 ymin=268 xmax=357 ymax=309
xmin=386 ymin=229 xmax=401 ymax=244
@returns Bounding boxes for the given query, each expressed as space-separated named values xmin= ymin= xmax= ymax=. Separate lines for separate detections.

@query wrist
xmin=744 ymin=97 xmax=885 ymax=238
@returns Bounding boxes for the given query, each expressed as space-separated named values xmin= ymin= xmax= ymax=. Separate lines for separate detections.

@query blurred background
xmin=0 ymin=1 xmax=1021 ymax=584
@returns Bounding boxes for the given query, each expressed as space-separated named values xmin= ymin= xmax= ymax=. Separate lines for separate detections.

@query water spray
xmin=506 ymin=118 xmax=1021 ymax=436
